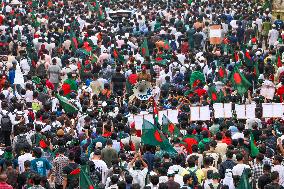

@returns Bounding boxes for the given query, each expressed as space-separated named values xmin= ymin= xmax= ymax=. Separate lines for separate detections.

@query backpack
xmin=1 ymin=113 xmax=12 ymax=132
xmin=188 ymin=169 xmax=198 ymax=186
xmin=89 ymin=161 xmax=102 ymax=184
xmin=36 ymin=62 xmax=46 ymax=77
xmin=15 ymin=134 xmax=29 ymax=155
xmin=67 ymin=165 xmax=80 ymax=188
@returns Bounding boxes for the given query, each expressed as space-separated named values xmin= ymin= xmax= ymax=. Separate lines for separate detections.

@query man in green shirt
xmin=198 ymin=131 xmax=212 ymax=153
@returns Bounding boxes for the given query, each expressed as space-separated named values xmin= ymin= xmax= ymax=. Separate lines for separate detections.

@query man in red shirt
xmin=0 ymin=173 xmax=13 ymax=189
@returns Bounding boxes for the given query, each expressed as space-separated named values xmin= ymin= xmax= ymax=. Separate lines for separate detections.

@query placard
xmin=235 ymin=104 xmax=246 ymax=119
xmin=213 ymin=103 xmax=223 ymax=118
xmin=190 ymin=107 xmax=200 ymax=121
xmin=199 ymin=106 xmax=210 ymax=120
xmin=167 ymin=109 xmax=179 ymax=123
xmin=246 ymin=104 xmax=256 ymax=119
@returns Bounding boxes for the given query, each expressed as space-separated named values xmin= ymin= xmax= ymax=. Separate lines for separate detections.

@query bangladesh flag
xmin=56 ymin=94 xmax=78 ymax=114
xmin=98 ymin=7 xmax=105 ymax=21
xmin=217 ymin=65 xmax=227 ymax=82
xmin=230 ymin=66 xmax=251 ymax=95
xmin=39 ymin=139 xmax=48 ymax=149
xmin=142 ymin=120 xmax=177 ymax=155
xmin=244 ymin=50 xmax=253 ymax=65
xmin=141 ymin=39 xmax=149 ymax=57
xmin=189 ymin=71 xmax=205 ymax=88
xmin=70 ymin=32 xmax=78 ymax=51
xmin=113 ymin=47 xmax=124 ymax=62
xmin=162 ymin=115 xmax=180 ymax=137
xmin=253 ymin=62 xmax=259 ymax=79
xmin=236 ymin=169 xmax=252 ymax=189
xmin=207 ymin=85 xmax=222 ymax=102
xmin=250 ymin=134 xmax=259 ymax=158
xmin=90 ymin=0 xmax=99 ymax=11
xmin=80 ymin=165 xmax=95 ymax=189
xmin=64 ymin=77 xmax=78 ymax=92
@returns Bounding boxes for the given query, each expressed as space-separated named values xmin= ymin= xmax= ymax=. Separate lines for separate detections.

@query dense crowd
xmin=0 ymin=0 xmax=283 ymax=188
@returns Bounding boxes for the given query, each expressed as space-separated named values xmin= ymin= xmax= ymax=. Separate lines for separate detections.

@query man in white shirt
xmin=18 ymin=146 xmax=34 ymax=173
xmin=128 ymin=152 xmax=148 ymax=188
xmin=272 ymin=155 xmax=284 ymax=187
xmin=268 ymin=25 xmax=279 ymax=47
xmin=90 ymin=149 xmax=108 ymax=184
xmin=232 ymin=154 xmax=250 ymax=177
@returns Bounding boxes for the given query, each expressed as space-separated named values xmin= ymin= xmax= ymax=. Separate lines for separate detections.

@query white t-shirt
xmin=232 ymin=163 xmax=250 ymax=177
xmin=91 ymin=159 xmax=108 ymax=184
xmin=272 ymin=165 xmax=284 ymax=186
xmin=128 ymin=167 xmax=148 ymax=188
xmin=18 ymin=153 xmax=35 ymax=173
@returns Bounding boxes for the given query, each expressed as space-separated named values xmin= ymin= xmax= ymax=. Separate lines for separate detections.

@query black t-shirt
xmin=111 ymin=72 xmax=126 ymax=95
xmin=63 ymin=163 xmax=80 ymax=189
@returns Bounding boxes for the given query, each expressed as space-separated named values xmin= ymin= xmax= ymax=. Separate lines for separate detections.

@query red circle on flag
xmin=218 ymin=67 xmax=224 ymax=78
xmin=211 ymin=92 xmax=217 ymax=101
xmin=233 ymin=73 xmax=242 ymax=84
xmin=154 ymin=130 xmax=163 ymax=142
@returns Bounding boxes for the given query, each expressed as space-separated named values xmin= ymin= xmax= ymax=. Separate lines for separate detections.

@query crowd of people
xmin=0 ymin=0 xmax=283 ymax=188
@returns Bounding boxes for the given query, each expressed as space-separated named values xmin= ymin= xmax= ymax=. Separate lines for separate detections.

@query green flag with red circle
xmin=162 ymin=115 xmax=181 ymax=138
xmin=142 ymin=119 xmax=177 ymax=155
xmin=141 ymin=39 xmax=150 ymax=57
xmin=230 ymin=66 xmax=251 ymax=95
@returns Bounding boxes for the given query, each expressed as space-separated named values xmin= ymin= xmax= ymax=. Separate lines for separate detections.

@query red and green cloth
xmin=113 ymin=47 xmax=124 ymax=62
xmin=141 ymin=39 xmax=150 ymax=57
xmin=62 ymin=77 xmax=78 ymax=96
xmin=162 ymin=115 xmax=180 ymax=138
xmin=56 ymin=94 xmax=78 ymax=114
xmin=80 ymin=165 xmax=96 ymax=189
xmin=98 ymin=7 xmax=105 ymax=20
xmin=230 ymin=66 xmax=251 ymax=95
xmin=142 ymin=119 xmax=177 ymax=155
xmin=181 ymin=135 xmax=198 ymax=154
xmin=250 ymin=134 xmax=259 ymax=157
xmin=189 ymin=71 xmax=205 ymax=88
xmin=217 ymin=64 xmax=227 ymax=82
xmin=207 ymin=85 xmax=223 ymax=102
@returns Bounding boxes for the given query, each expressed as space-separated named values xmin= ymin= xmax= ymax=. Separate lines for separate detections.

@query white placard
xmin=262 ymin=103 xmax=273 ymax=118
xmin=213 ymin=103 xmax=224 ymax=118
xmin=246 ymin=104 xmax=256 ymax=119
xmin=190 ymin=107 xmax=200 ymax=121
xmin=224 ymin=103 xmax=233 ymax=118
xmin=210 ymin=29 xmax=221 ymax=38
xmin=235 ymin=104 xmax=246 ymax=119
xmin=167 ymin=109 xmax=179 ymax=123
xmin=199 ymin=106 xmax=210 ymax=120
xmin=273 ymin=103 xmax=284 ymax=118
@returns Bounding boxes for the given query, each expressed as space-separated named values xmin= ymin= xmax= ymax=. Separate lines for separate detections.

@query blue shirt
xmin=31 ymin=157 xmax=52 ymax=176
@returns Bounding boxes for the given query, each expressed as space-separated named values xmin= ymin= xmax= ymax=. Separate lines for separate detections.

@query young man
xmin=62 ymin=152 xmax=80 ymax=189
xmin=30 ymin=147 xmax=52 ymax=177
xmin=51 ymin=147 xmax=69 ymax=189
